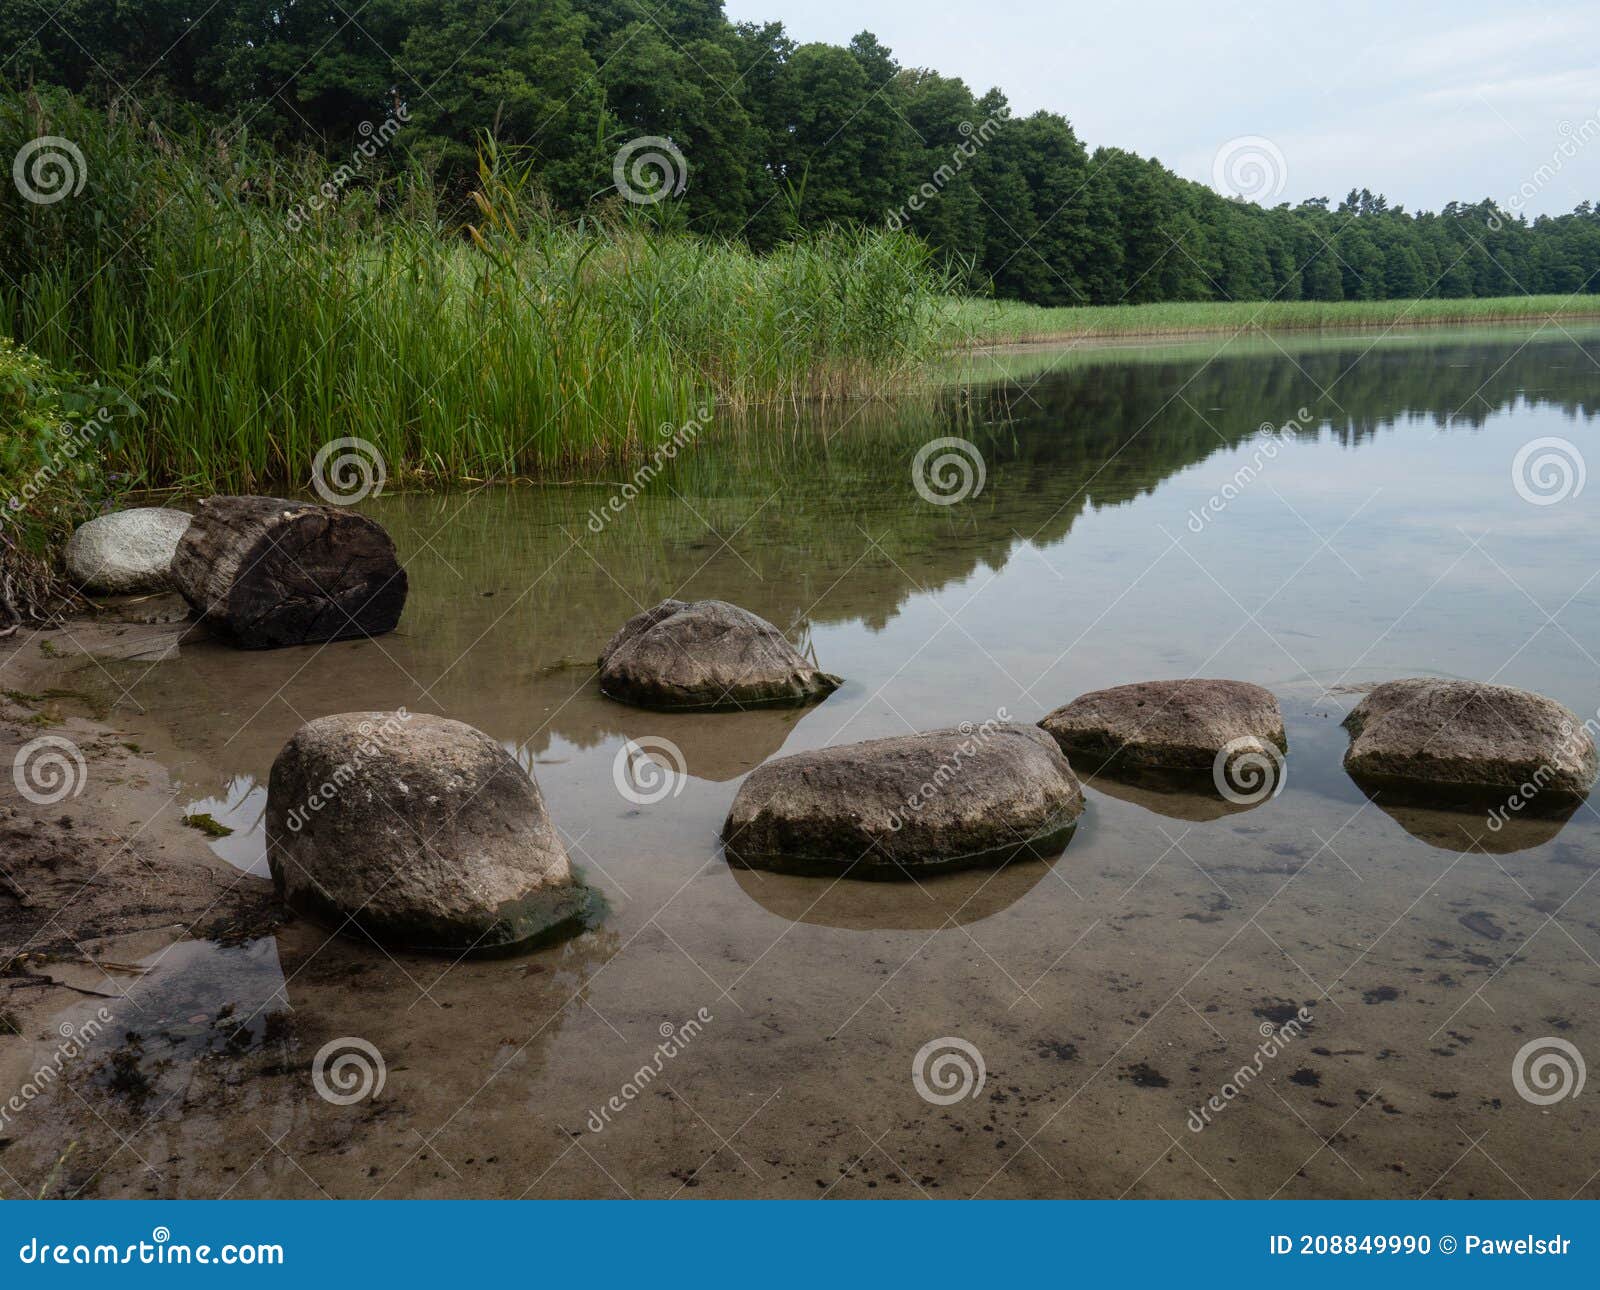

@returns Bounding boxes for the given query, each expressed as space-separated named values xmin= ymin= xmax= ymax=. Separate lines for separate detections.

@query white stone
xmin=63 ymin=507 xmax=191 ymax=595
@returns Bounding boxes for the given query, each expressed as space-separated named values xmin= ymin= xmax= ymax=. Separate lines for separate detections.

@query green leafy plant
xmin=0 ymin=337 xmax=139 ymax=619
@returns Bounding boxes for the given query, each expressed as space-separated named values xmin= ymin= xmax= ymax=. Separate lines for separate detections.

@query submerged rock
xmin=722 ymin=722 xmax=1084 ymax=877
xmin=1342 ymin=678 xmax=1596 ymax=808
xmin=63 ymin=507 xmax=191 ymax=595
xmin=598 ymin=598 xmax=840 ymax=711
xmin=265 ymin=712 xmax=592 ymax=953
xmin=1039 ymin=679 xmax=1286 ymax=771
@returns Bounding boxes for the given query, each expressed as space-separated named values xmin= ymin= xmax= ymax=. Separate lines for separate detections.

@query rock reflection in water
xmin=1080 ymin=770 xmax=1266 ymax=822
xmin=729 ymin=852 xmax=1062 ymax=930
xmin=1355 ymin=788 xmax=1580 ymax=854
xmin=589 ymin=705 xmax=812 ymax=783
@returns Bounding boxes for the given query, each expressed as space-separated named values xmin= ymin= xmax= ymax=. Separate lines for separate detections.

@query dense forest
xmin=5 ymin=0 xmax=1599 ymax=305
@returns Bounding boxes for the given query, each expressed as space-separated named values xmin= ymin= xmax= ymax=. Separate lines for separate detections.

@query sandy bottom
xmin=2 ymin=620 xmax=1594 ymax=1200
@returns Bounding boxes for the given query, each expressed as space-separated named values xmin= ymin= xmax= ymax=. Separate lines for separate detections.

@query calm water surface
xmin=18 ymin=324 xmax=1600 ymax=1197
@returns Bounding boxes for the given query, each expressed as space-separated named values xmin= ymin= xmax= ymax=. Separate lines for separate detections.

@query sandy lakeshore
xmin=3 ymin=594 xmax=1596 ymax=1199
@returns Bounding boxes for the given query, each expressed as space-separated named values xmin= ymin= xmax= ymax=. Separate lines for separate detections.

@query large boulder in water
xmin=1039 ymin=679 xmax=1286 ymax=775
xmin=1342 ymin=678 xmax=1596 ymax=807
xmin=265 ymin=712 xmax=592 ymax=953
xmin=64 ymin=507 xmax=191 ymax=594
xmin=722 ymin=722 xmax=1084 ymax=877
xmin=598 ymin=598 xmax=840 ymax=711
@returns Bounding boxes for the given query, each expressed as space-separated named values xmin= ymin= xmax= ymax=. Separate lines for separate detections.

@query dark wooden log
xmin=170 ymin=496 xmax=407 ymax=648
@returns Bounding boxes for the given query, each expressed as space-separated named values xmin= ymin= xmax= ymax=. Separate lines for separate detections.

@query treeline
xmin=6 ymin=0 xmax=1600 ymax=305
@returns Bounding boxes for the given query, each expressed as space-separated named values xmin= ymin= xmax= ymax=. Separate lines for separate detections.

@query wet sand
xmin=2 ymin=632 xmax=1594 ymax=1199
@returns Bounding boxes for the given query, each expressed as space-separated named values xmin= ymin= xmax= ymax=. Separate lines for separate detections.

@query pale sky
xmin=723 ymin=0 xmax=1600 ymax=218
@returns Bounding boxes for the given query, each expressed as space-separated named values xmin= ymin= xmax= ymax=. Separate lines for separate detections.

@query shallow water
xmin=14 ymin=323 xmax=1600 ymax=1197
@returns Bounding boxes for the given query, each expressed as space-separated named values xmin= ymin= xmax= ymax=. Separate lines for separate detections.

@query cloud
xmin=724 ymin=0 xmax=1600 ymax=216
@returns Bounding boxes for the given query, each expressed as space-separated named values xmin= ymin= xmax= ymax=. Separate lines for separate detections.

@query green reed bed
xmin=0 ymin=93 xmax=945 ymax=494
xmin=944 ymin=294 xmax=1600 ymax=346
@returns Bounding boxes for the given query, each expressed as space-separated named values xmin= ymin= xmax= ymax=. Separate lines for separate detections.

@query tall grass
xmin=943 ymin=295 xmax=1600 ymax=346
xmin=0 ymin=92 xmax=947 ymax=492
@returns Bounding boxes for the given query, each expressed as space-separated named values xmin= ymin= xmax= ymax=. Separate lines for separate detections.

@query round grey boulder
xmin=1039 ymin=679 xmax=1286 ymax=774
xmin=598 ymin=598 xmax=840 ymax=711
xmin=265 ymin=712 xmax=593 ymax=953
xmin=723 ymin=722 xmax=1084 ymax=877
xmin=64 ymin=507 xmax=191 ymax=595
xmin=1343 ymin=678 xmax=1596 ymax=807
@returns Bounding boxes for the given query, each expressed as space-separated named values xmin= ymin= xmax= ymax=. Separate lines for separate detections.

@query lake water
xmin=15 ymin=324 xmax=1600 ymax=1197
